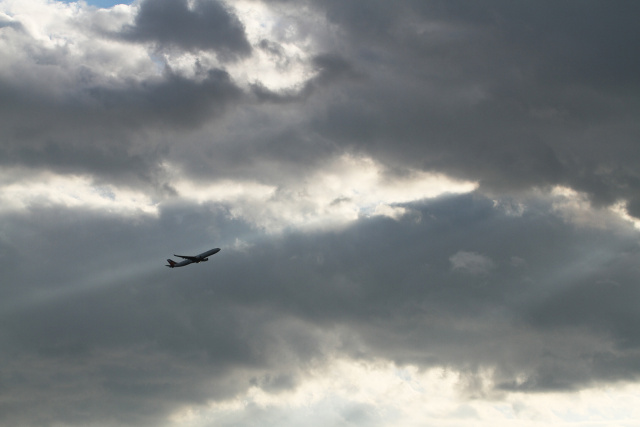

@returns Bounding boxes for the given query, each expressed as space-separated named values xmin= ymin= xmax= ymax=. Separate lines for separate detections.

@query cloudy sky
xmin=2 ymin=0 xmax=640 ymax=426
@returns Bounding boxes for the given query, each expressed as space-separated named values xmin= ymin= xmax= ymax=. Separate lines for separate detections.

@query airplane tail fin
xmin=166 ymin=259 xmax=177 ymax=268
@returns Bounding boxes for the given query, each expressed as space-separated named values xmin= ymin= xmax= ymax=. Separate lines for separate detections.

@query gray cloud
xmin=3 ymin=1 xmax=640 ymax=425
xmin=3 ymin=0 xmax=640 ymax=209
xmin=121 ymin=0 xmax=251 ymax=58
xmin=0 ymin=18 xmax=22 ymax=31
xmin=2 ymin=193 xmax=640 ymax=424
xmin=0 ymin=66 xmax=242 ymax=189
xmin=251 ymin=53 xmax=360 ymax=103
xmin=295 ymin=0 xmax=640 ymax=212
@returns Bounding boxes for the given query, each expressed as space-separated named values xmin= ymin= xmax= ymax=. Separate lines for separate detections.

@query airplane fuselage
xmin=166 ymin=248 xmax=221 ymax=268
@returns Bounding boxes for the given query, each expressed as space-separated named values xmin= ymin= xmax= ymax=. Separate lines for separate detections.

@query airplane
xmin=166 ymin=248 xmax=221 ymax=268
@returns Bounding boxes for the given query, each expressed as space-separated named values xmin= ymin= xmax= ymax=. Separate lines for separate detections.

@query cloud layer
xmin=1 ymin=1 xmax=640 ymax=426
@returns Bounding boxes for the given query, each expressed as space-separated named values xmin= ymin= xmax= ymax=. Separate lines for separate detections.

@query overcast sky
xmin=2 ymin=1 xmax=640 ymax=426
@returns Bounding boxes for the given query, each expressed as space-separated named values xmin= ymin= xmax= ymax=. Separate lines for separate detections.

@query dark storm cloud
xmin=5 ymin=0 xmax=639 ymax=210
xmin=2 ymin=192 xmax=640 ymax=424
xmin=314 ymin=0 xmax=640 ymax=86
xmin=0 ymin=67 xmax=240 ymax=135
xmin=0 ymin=204 xmax=289 ymax=425
xmin=85 ymin=68 xmax=242 ymax=128
xmin=0 ymin=68 xmax=241 ymax=187
xmin=228 ymin=194 xmax=640 ymax=393
xmin=156 ymin=0 xmax=640 ymax=214
xmin=285 ymin=0 xmax=640 ymax=213
xmin=419 ymin=0 xmax=640 ymax=86
xmin=121 ymin=0 xmax=251 ymax=58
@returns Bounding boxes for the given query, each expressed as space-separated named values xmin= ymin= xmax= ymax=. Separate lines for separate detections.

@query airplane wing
xmin=174 ymin=254 xmax=199 ymax=261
